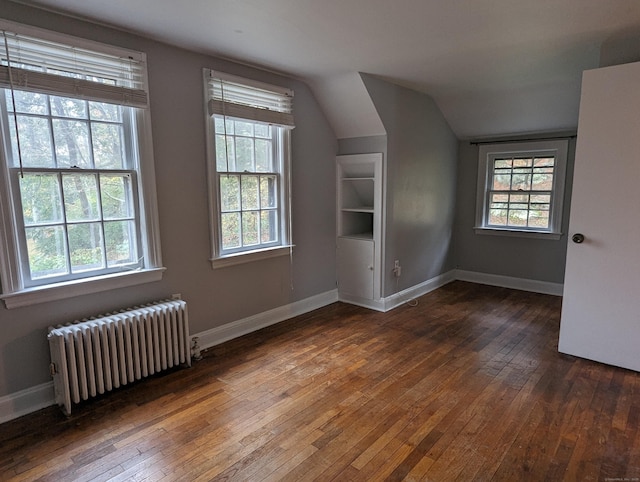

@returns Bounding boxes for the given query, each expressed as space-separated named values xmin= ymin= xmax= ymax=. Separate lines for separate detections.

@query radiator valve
xmin=191 ymin=337 xmax=202 ymax=361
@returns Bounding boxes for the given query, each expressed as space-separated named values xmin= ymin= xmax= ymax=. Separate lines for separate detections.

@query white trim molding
xmin=338 ymin=270 xmax=456 ymax=312
xmin=0 ymin=273 xmax=562 ymax=424
xmin=455 ymin=269 xmax=563 ymax=296
xmin=193 ymin=289 xmax=339 ymax=350
xmin=0 ymin=381 xmax=54 ymax=425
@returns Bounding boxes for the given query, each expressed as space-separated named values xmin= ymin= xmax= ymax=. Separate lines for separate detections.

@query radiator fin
xmin=48 ymin=299 xmax=190 ymax=415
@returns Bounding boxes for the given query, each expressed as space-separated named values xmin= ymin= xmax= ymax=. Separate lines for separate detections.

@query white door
xmin=337 ymin=237 xmax=374 ymax=300
xmin=558 ymin=61 xmax=640 ymax=372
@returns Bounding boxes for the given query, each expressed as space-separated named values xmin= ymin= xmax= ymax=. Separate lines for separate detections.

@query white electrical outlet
xmin=393 ymin=260 xmax=401 ymax=277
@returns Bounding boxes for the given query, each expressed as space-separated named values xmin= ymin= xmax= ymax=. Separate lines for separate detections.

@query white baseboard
xmin=336 ymin=293 xmax=385 ymax=312
xmin=455 ymin=269 xmax=563 ymax=296
xmin=338 ymin=270 xmax=456 ymax=312
xmin=194 ymin=289 xmax=339 ymax=350
xmin=0 ymin=272 xmax=560 ymax=425
xmin=0 ymin=381 xmax=55 ymax=425
xmin=383 ymin=270 xmax=457 ymax=311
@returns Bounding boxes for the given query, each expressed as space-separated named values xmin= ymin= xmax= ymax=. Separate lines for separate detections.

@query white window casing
xmin=203 ymin=69 xmax=294 ymax=268
xmin=0 ymin=20 xmax=163 ymax=308
xmin=474 ymin=139 xmax=569 ymax=240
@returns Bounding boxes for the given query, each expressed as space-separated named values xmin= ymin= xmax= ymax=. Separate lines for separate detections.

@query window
xmin=204 ymin=70 xmax=294 ymax=267
xmin=0 ymin=21 xmax=163 ymax=308
xmin=475 ymin=139 xmax=568 ymax=239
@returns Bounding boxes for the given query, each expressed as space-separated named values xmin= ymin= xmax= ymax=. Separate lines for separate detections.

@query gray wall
xmin=361 ymin=75 xmax=459 ymax=298
xmin=454 ymin=137 xmax=576 ymax=283
xmin=337 ymin=135 xmax=387 ymax=157
xmin=0 ymin=1 xmax=337 ymax=398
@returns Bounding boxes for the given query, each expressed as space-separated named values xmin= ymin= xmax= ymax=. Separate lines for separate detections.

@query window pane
xmin=220 ymin=175 xmax=240 ymax=211
xmin=493 ymin=174 xmax=511 ymax=190
xmin=20 ymin=173 xmax=63 ymax=225
xmin=68 ymin=222 xmax=104 ymax=273
xmin=92 ymin=123 xmax=124 ymax=169
xmin=216 ymin=135 xmax=235 ymax=172
xmin=50 ymin=96 xmax=88 ymax=119
xmin=53 ymin=119 xmax=92 ymax=168
xmin=490 ymin=193 xmax=509 ymax=203
xmin=89 ymin=102 xmax=121 ymax=122
xmin=241 ymin=176 xmax=259 ymax=210
xmin=494 ymin=159 xmax=512 ymax=169
xmin=530 ymin=194 xmax=551 ymax=204
xmin=101 ymin=174 xmax=134 ymax=219
xmin=528 ymin=210 xmax=550 ymax=229
xmin=235 ymin=137 xmax=254 ymax=172
xmin=235 ymin=120 xmax=254 ymax=137
xmin=26 ymin=226 xmax=69 ymax=279
xmin=221 ymin=212 xmax=241 ymax=249
xmin=104 ymin=220 xmax=137 ymax=267
xmin=9 ymin=115 xmax=54 ymax=167
xmin=511 ymin=174 xmax=531 ymax=191
xmin=213 ymin=117 xmax=234 ymax=134
xmin=260 ymin=176 xmax=277 ymax=208
xmin=489 ymin=209 xmax=507 ymax=226
xmin=6 ymin=90 xmax=48 ymax=115
xmin=255 ymin=139 xmax=272 ymax=172
xmin=532 ymin=173 xmax=553 ymax=191
xmin=254 ymin=123 xmax=270 ymax=139
xmin=507 ymin=210 xmax=528 ymax=227
xmin=242 ymin=211 xmax=259 ymax=246
xmin=534 ymin=157 xmax=554 ymax=167
xmin=63 ymin=173 xmax=100 ymax=222
xmin=509 ymin=194 xmax=529 ymax=204
xmin=261 ymin=210 xmax=278 ymax=243
xmin=513 ymin=158 xmax=532 ymax=168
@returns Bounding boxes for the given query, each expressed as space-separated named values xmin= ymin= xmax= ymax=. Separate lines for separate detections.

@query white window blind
xmin=0 ymin=20 xmax=148 ymax=108
xmin=206 ymin=70 xmax=294 ymax=127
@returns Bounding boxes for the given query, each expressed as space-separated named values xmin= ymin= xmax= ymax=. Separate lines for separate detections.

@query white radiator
xmin=48 ymin=299 xmax=191 ymax=415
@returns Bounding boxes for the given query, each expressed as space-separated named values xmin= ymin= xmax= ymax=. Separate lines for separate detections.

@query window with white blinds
xmin=206 ymin=71 xmax=293 ymax=127
xmin=0 ymin=19 xmax=148 ymax=108
xmin=204 ymin=69 xmax=294 ymax=267
xmin=0 ymin=21 xmax=162 ymax=309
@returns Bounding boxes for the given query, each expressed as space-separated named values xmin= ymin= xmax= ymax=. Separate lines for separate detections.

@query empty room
xmin=1 ymin=0 xmax=640 ymax=480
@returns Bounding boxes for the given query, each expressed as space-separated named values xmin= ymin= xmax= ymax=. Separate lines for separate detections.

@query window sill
xmin=210 ymin=245 xmax=293 ymax=269
xmin=1 ymin=268 xmax=166 ymax=309
xmin=474 ymin=227 xmax=562 ymax=240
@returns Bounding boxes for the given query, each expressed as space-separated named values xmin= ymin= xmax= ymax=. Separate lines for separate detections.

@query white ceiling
xmin=18 ymin=0 xmax=640 ymax=139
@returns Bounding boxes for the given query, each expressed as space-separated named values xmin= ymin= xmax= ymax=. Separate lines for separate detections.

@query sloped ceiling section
xmin=309 ymin=73 xmax=385 ymax=139
xmin=15 ymin=0 xmax=640 ymax=140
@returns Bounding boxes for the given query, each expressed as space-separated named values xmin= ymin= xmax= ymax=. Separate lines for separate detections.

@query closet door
xmin=559 ymin=61 xmax=640 ymax=371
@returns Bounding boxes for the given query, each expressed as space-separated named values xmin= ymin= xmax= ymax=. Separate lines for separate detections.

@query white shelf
xmin=339 ymin=232 xmax=373 ymax=240
xmin=341 ymin=207 xmax=374 ymax=213
xmin=336 ymin=153 xmax=383 ymax=302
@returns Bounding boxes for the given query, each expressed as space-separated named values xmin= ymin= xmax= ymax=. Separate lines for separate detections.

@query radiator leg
xmin=191 ymin=337 xmax=202 ymax=361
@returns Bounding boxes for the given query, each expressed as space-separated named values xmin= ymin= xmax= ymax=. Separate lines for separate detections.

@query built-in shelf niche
xmin=336 ymin=153 xmax=383 ymax=303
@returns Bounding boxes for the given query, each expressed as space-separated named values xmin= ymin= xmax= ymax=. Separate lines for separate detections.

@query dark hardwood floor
xmin=1 ymin=281 xmax=639 ymax=481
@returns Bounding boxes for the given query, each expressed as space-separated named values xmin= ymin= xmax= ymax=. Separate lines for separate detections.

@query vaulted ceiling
xmin=16 ymin=0 xmax=640 ymax=139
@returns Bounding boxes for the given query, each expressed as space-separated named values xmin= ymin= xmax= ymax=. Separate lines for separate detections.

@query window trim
xmin=203 ymin=69 xmax=293 ymax=268
xmin=474 ymin=139 xmax=569 ymax=239
xmin=0 ymin=22 xmax=163 ymax=308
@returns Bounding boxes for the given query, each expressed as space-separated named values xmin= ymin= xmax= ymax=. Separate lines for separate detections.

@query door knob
xmin=572 ymin=233 xmax=585 ymax=244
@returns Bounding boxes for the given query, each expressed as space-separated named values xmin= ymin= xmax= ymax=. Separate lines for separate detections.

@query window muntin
xmin=487 ymin=155 xmax=555 ymax=229
xmin=205 ymin=70 xmax=293 ymax=265
xmin=214 ymin=115 xmax=282 ymax=254
xmin=475 ymin=139 xmax=568 ymax=238
xmin=2 ymin=90 xmax=141 ymax=286
xmin=0 ymin=21 xmax=162 ymax=307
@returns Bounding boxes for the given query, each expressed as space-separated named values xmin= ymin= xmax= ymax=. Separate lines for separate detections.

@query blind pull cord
xmin=2 ymin=30 xmax=24 ymax=178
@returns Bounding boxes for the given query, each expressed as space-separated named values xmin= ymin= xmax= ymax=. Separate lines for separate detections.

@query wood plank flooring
xmin=2 ymin=281 xmax=640 ymax=481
